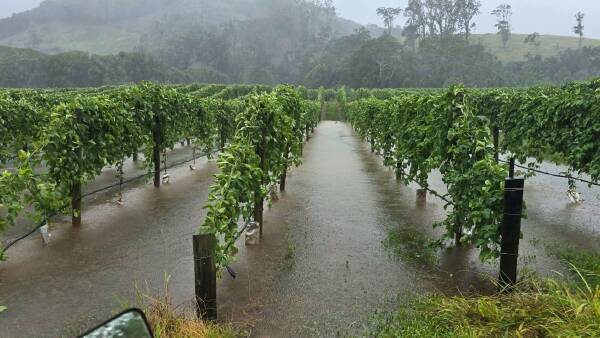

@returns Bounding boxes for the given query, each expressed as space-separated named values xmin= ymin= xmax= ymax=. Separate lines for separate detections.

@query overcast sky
xmin=1 ymin=0 xmax=599 ymax=38
xmin=0 ymin=0 xmax=41 ymax=18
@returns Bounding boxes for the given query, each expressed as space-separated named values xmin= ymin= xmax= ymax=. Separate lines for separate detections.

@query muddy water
xmin=0 ymin=156 xmax=218 ymax=337
xmin=219 ymin=122 xmax=600 ymax=336
xmin=1 ymin=122 xmax=599 ymax=337
xmin=358 ymin=143 xmax=600 ymax=289
xmin=411 ymin=160 xmax=600 ymax=281
xmin=219 ymin=122 xmax=447 ymax=337
xmin=1 ymin=144 xmax=207 ymax=241
xmin=519 ymin=161 xmax=600 ymax=252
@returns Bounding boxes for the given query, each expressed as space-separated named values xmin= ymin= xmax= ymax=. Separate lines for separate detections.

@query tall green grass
xmin=366 ymin=276 xmax=600 ymax=337
xmin=367 ymin=245 xmax=600 ymax=337
xmin=549 ymin=246 xmax=600 ymax=288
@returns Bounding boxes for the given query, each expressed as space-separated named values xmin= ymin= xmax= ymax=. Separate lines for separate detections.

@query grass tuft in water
xmin=383 ymin=226 xmax=437 ymax=269
xmin=135 ymin=275 xmax=244 ymax=338
xmin=547 ymin=245 xmax=600 ymax=288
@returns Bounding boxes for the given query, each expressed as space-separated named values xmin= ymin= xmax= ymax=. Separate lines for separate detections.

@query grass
xmin=547 ymin=245 xmax=600 ymax=288
xmin=470 ymin=33 xmax=600 ymax=62
xmin=140 ymin=295 xmax=241 ymax=338
xmin=280 ymin=223 xmax=296 ymax=271
xmin=366 ymin=244 xmax=600 ymax=337
xmin=383 ymin=226 xmax=437 ymax=270
xmin=134 ymin=275 xmax=245 ymax=338
xmin=388 ymin=31 xmax=600 ymax=63
xmin=285 ymin=241 xmax=295 ymax=261
xmin=0 ymin=20 xmax=144 ymax=55
xmin=365 ymin=276 xmax=600 ymax=337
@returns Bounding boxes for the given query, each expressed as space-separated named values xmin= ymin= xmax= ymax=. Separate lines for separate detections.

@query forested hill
xmin=2 ymin=0 xmax=600 ymax=88
xmin=0 ymin=0 xmax=358 ymax=55
xmin=0 ymin=45 xmax=187 ymax=87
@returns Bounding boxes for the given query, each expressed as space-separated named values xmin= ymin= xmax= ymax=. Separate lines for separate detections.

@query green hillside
xmin=2 ymin=0 xmax=600 ymax=89
xmin=1 ymin=0 xmax=597 ymax=63
xmin=471 ymin=33 xmax=600 ymax=62
xmin=384 ymin=28 xmax=600 ymax=63
xmin=0 ymin=0 xmax=258 ymax=54
xmin=388 ymin=30 xmax=600 ymax=63
xmin=0 ymin=0 xmax=358 ymax=55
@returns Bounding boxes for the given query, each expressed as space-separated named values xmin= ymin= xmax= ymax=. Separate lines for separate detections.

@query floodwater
xmin=1 ymin=144 xmax=209 ymax=241
xmin=219 ymin=122 xmax=437 ymax=337
xmin=1 ymin=122 xmax=599 ymax=337
xmin=0 ymin=150 xmax=219 ymax=337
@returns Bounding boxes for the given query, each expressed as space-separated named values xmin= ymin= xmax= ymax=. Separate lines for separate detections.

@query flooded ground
xmin=1 ymin=144 xmax=210 ymax=241
xmin=0 ymin=151 xmax=219 ymax=337
xmin=1 ymin=122 xmax=599 ymax=337
xmin=219 ymin=122 xmax=437 ymax=337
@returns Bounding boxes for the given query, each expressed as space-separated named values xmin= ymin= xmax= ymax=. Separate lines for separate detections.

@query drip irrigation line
xmin=79 ymin=148 xmax=219 ymax=201
xmin=2 ymin=217 xmax=54 ymax=253
xmin=2 ymin=149 xmax=219 ymax=255
xmin=423 ymin=186 xmax=452 ymax=205
xmin=234 ymin=220 xmax=252 ymax=242
xmin=499 ymin=159 xmax=600 ymax=187
xmin=223 ymin=217 xmax=254 ymax=279
xmin=81 ymin=171 xmax=151 ymax=199
xmin=3 ymin=155 xmax=18 ymax=163
xmin=397 ymin=167 xmax=453 ymax=205
xmin=163 ymin=148 xmax=219 ymax=171
xmin=224 ymin=219 xmax=253 ymax=254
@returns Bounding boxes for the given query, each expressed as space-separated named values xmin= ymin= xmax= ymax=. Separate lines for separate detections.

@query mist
xmin=0 ymin=0 xmax=43 ymax=18
xmin=334 ymin=0 xmax=600 ymax=38
xmin=1 ymin=0 xmax=600 ymax=88
xmin=4 ymin=0 xmax=600 ymax=39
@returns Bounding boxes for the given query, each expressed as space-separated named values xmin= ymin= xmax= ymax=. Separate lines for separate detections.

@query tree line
xmin=376 ymin=1 xmax=587 ymax=49
xmin=0 ymin=0 xmax=597 ymax=88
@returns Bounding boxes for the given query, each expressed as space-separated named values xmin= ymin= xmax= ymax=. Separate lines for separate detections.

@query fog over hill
xmin=0 ymin=0 xmax=360 ymax=54
xmin=0 ymin=0 xmax=42 ymax=18
xmin=3 ymin=0 xmax=600 ymax=38
xmin=1 ymin=0 xmax=600 ymax=88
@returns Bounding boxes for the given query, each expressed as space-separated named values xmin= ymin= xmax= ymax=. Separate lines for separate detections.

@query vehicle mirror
xmin=79 ymin=308 xmax=153 ymax=338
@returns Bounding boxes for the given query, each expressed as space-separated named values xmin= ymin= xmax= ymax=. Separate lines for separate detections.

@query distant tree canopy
xmin=0 ymin=46 xmax=186 ymax=88
xmin=573 ymin=12 xmax=585 ymax=49
xmin=0 ymin=0 xmax=599 ymax=89
xmin=492 ymin=4 xmax=513 ymax=48
xmin=402 ymin=0 xmax=482 ymax=39
xmin=377 ymin=7 xmax=402 ymax=35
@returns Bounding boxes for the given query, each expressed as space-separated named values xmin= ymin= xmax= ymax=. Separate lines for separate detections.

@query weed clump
xmin=135 ymin=277 xmax=244 ymax=338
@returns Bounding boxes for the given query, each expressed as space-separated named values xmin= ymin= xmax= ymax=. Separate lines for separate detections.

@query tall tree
xmin=404 ymin=0 xmax=426 ymax=40
xmin=402 ymin=24 xmax=420 ymax=50
xmin=455 ymin=0 xmax=481 ymax=40
xmin=346 ymin=35 xmax=403 ymax=88
xmin=573 ymin=11 xmax=585 ymax=49
xmin=492 ymin=4 xmax=512 ymax=48
xmin=524 ymin=32 xmax=541 ymax=56
xmin=425 ymin=0 xmax=459 ymax=37
xmin=404 ymin=0 xmax=462 ymax=38
xmin=377 ymin=7 xmax=403 ymax=35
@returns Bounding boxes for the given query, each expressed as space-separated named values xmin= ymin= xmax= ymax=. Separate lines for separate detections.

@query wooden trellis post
xmin=193 ymin=234 xmax=217 ymax=321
